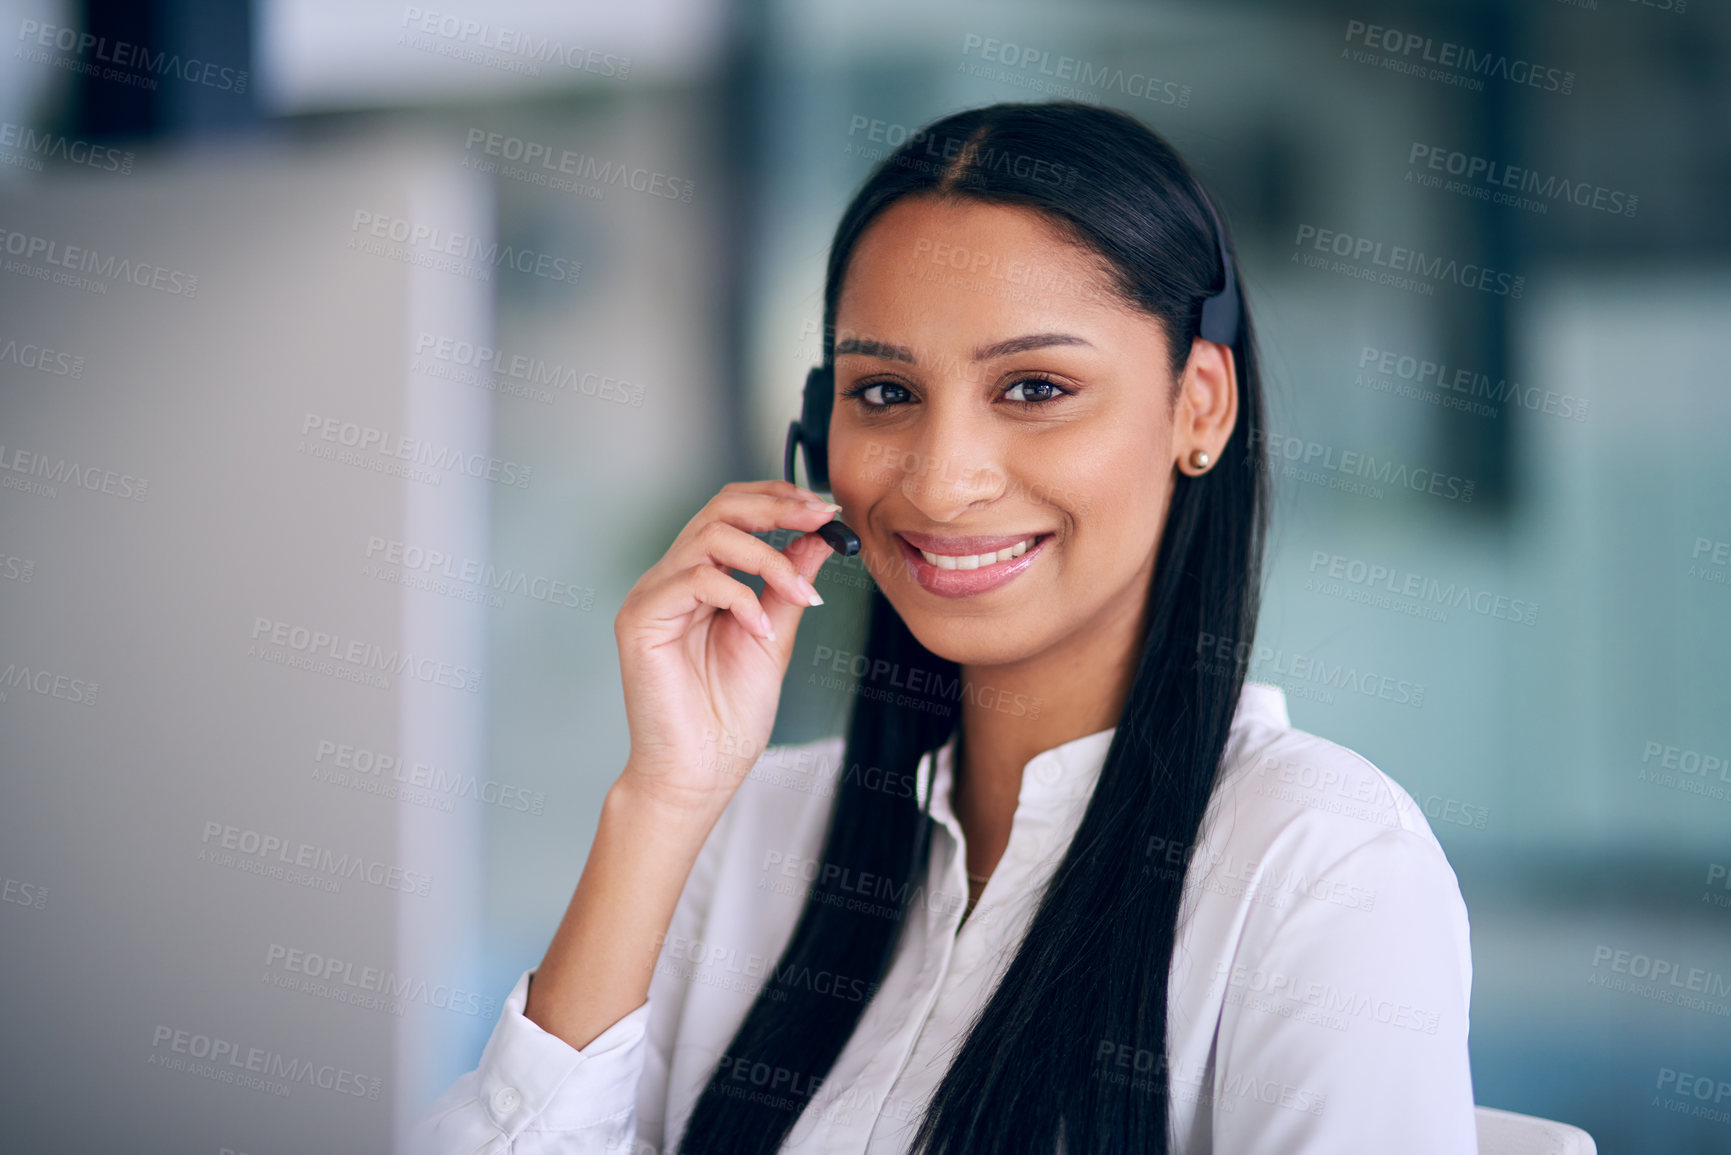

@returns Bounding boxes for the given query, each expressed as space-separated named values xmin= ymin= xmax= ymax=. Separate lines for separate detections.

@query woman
xmin=420 ymin=101 xmax=1476 ymax=1153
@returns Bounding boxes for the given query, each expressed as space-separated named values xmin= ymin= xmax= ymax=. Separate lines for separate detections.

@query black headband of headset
xmin=1195 ymin=187 xmax=1240 ymax=347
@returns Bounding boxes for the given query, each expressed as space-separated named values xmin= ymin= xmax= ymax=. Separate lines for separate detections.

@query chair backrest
xmin=1474 ymin=1105 xmax=1597 ymax=1155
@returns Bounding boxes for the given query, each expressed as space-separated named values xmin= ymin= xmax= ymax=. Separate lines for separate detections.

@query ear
xmin=1174 ymin=337 xmax=1238 ymax=475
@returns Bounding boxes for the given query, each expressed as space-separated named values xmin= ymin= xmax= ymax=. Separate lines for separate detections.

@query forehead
xmin=835 ymin=196 xmax=1141 ymax=357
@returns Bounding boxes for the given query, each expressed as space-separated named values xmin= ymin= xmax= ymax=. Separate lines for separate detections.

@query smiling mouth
xmin=912 ymin=535 xmax=1042 ymax=570
xmin=891 ymin=532 xmax=1052 ymax=598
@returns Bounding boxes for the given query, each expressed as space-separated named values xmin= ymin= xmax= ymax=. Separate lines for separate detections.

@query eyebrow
xmin=833 ymin=332 xmax=1094 ymax=364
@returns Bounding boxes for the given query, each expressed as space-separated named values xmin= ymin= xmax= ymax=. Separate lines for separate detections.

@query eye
xmin=841 ymin=379 xmax=913 ymax=408
xmin=840 ymin=375 xmax=1073 ymax=410
xmin=1003 ymin=376 xmax=1069 ymax=407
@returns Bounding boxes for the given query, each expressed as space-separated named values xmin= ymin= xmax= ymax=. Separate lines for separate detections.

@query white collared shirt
xmin=416 ymin=683 xmax=1477 ymax=1153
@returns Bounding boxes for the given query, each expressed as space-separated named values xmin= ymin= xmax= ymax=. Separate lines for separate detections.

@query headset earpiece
xmin=798 ymin=365 xmax=834 ymax=491
xmin=783 ymin=362 xmax=860 ymax=557
xmin=1195 ymin=192 xmax=1241 ymax=347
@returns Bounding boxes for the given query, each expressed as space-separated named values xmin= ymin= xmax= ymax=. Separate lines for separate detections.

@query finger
xmin=688 ymin=519 xmax=827 ymax=611
xmin=656 ymin=562 xmax=776 ymax=642
xmin=670 ymin=492 xmax=843 ymax=564
xmin=717 ymin=478 xmax=827 ymax=504
xmin=704 ymin=487 xmax=842 ymax=535
xmin=761 ymin=530 xmax=843 ymax=642
xmin=788 ymin=527 xmax=841 ymax=584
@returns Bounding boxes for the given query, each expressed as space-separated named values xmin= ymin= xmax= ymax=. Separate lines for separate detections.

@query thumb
xmin=761 ymin=528 xmax=844 ymax=644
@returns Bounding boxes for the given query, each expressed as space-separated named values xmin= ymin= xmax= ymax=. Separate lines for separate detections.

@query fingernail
xmin=796 ymin=575 xmax=824 ymax=606
xmin=759 ymin=611 xmax=776 ymax=640
xmin=804 ymin=500 xmax=843 ymax=513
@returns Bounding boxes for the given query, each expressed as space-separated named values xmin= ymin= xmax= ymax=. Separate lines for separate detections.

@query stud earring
xmin=1188 ymin=448 xmax=1212 ymax=472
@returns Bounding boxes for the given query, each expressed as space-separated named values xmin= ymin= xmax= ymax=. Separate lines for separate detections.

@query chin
xmin=894 ymin=609 xmax=1049 ymax=669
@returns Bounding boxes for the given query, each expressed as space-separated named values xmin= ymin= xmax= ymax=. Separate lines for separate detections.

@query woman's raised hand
xmin=612 ymin=479 xmax=845 ymax=821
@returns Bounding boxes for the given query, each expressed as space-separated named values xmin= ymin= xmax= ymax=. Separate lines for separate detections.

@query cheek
xmin=1036 ymin=425 xmax=1155 ymax=511
xmin=839 ymin=430 xmax=917 ymax=500
xmin=1053 ymin=425 xmax=1170 ymax=551
xmin=828 ymin=434 xmax=882 ymax=503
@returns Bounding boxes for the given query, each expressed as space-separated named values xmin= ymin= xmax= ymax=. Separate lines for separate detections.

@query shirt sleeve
xmin=1205 ymin=826 xmax=1478 ymax=1154
xmin=410 ymin=792 xmax=743 ymax=1155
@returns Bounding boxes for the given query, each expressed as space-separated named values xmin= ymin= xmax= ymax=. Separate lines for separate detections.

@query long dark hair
xmin=676 ymin=100 xmax=1269 ymax=1154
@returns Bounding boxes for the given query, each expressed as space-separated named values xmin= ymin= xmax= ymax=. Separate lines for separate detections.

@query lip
xmin=897 ymin=530 xmax=1042 ymax=555
xmin=894 ymin=531 xmax=1050 ymax=598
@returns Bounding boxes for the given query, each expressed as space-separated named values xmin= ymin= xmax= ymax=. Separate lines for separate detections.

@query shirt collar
xmin=916 ymin=681 xmax=1290 ymax=833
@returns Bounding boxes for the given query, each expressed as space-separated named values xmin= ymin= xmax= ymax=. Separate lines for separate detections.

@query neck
xmin=949 ymin=604 xmax=1143 ymax=885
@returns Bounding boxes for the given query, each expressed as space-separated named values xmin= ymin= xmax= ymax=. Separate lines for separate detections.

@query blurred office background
xmin=0 ymin=0 xmax=1727 ymax=1151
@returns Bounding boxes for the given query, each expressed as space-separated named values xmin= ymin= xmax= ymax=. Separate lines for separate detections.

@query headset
xmin=783 ymin=187 xmax=1241 ymax=561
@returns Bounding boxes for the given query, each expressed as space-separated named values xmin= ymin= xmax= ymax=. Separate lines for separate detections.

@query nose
xmin=895 ymin=408 xmax=1006 ymax=522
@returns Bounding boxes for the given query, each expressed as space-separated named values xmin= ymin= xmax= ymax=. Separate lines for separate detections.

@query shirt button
xmin=492 ymin=1085 xmax=522 ymax=1116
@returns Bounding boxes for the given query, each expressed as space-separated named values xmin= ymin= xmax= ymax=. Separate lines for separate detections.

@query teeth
xmin=918 ymin=536 xmax=1038 ymax=570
